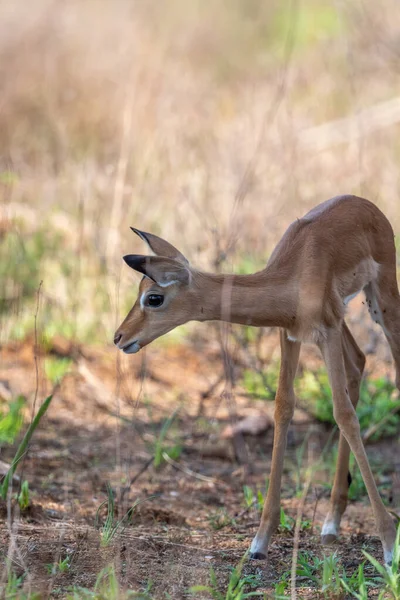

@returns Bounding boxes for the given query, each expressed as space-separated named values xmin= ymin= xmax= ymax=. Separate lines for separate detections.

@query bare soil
xmin=0 ymin=327 xmax=399 ymax=599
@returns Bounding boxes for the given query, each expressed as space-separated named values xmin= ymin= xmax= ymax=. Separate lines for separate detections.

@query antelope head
xmin=114 ymin=229 xmax=194 ymax=354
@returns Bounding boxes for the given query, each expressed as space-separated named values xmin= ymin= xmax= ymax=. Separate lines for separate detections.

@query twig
xmin=161 ymin=452 xmax=219 ymax=485
xmin=298 ymin=95 xmax=400 ymax=153
xmin=106 ymin=81 xmax=134 ymax=262
xmin=225 ymin=0 xmax=299 ymax=259
xmin=32 ymin=280 xmax=43 ymax=418
xmin=235 ymin=499 xmax=257 ymax=520
xmin=291 ymin=467 xmax=312 ymax=599
xmin=77 ymin=360 xmax=125 ymax=410
xmin=119 ymin=456 xmax=154 ymax=503
xmin=17 ymin=281 xmax=43 ymax=500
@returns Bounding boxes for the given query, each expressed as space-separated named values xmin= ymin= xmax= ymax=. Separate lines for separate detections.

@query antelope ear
xmin=130 ymin=228 xmax=189 ymax=265
xmin=123 ymin=255 xmax=190 ymax=286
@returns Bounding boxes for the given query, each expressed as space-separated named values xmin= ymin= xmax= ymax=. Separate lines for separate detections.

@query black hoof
xmin=321 ymin=534 xmax=337 ymax=546
xmin=249 ymin=552 xmax=267 ymax=560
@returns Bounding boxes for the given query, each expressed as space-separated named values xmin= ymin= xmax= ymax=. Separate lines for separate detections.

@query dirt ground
xmin=0 ymin=321 xmax=399 ymax=599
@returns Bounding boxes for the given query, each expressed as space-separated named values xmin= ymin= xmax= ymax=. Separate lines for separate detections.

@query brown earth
xmin=0 ymin=319 xmax=399 ymax=599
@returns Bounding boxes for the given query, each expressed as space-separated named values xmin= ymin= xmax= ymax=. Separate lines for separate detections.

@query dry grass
xmin=1 ymin=0 xmax=400 ymax=349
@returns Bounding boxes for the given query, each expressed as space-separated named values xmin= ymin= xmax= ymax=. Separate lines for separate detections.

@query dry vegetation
xmin=1 ymin=0 xmax=400 ymax=598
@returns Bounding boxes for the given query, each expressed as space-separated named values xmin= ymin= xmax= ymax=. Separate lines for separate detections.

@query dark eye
xmin=145 ymin=294 xmax=164 ymax=307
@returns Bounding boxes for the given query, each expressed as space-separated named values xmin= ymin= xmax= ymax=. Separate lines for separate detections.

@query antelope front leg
xmin=320 ymin=327 xmax=396 ymax=564
xmin=250 ymin=330 xmax=300 ymax=560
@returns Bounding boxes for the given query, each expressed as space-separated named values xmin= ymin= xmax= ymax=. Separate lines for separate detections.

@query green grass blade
xmin=153 ymin=409 xmax=178 ymax=468
xmin=1 ymin=395 xmax=53 ymax=500
xmin=362 ymin=550 xmax=387 ymax=578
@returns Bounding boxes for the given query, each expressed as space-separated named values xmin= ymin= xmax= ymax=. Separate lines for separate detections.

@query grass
xmin=17 ymin=480 xmax=30 ymax=511
xmin=187 ymin=548 xmax=390 ymax=599
xmin=189 ymin=553 xmax=264 ymax=599
xmin=66 ymin=565 xmax=154 ymax=599
xmin=1 ymin=0 xmax=399 ymax=352
xmin=242 ymin=479 xmax=270 ymax=511
xmin=46 ymin=556 xmax=71 ymax=576
xmin=0 ymin=395 xmax=53 ymax=500
xmin=294 ymin=369 xmax=399 ymax=442
xmin=242 ymin=368 xmax=279 ymax=401
xmin=0 ymin=566 xmax=41 ymax=600
xmin=362 ymin=525 xmax=400 ymax=599
xmin=95 ymin=484 xmax=154 ymax=547
xmin=96 ymin=484 xmax=136 ymax=547
xmin=340 ymin=564 xmax=373 ymax=600
xmin=242 ymin=484 xmax=267 ymax=512
xmin=152 ymin=410 xmax=182 ymax=469
xmin=44 ymin=357 xmax=73 ymax=385
xmin=0 ymin=396 xmax=25 ymax=445
xmin=242 ymin=367 xmax=400 ymax=443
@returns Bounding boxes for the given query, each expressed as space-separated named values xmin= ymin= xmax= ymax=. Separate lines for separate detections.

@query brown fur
xmin=115 ymin=195 xmax=400 ymax=563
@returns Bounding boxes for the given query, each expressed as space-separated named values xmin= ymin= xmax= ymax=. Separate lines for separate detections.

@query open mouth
xmin=122 ymin=340 xmax=141 ymax=354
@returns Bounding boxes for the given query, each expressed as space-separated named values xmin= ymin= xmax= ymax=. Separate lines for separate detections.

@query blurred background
xmin=1 ymin=0 xmax=400 ymax=347
xmin=1 ymin=0 xmax=400 ymax=596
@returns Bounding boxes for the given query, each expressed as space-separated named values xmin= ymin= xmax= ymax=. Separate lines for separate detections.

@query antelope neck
xmin=192 ymin=270 xmax=294 ymax=328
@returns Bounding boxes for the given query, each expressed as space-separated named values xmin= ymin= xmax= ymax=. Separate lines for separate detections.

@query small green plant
xmin=44 ymin=357 xmax=73 ymax=384
xmin=242 ymin=481 xmax=269 ymax=512
xmin=357 ymin=377 xmax=399 ymax=441
xmin=0 ymin=396 xmax=25 ymax=445
xmin=296 ymin=551 xmax=344 ymax=597
xmin=279 ymin=507 xmax=295 ymax=533
xmin=347 ymin=455 xmax=367 ymax=501
xmin=277 ymin=508 xmax=311 ymax=534
xmin=274 ymin=578 xmax=288 ymax=600
xmin=0 ymin=230 xmax=51 ymax=314
xmin=295 ymin=551 xmax=380 ymax=599
xmin=297 ymin=370 xmax=400 ymax=442
xmin=190 ymin=553 xmax=265 ymax=599
xmin=242 ymin=486 xmax=263 ymax=512
xmin=241 ymin=369 xmax=278 ymax=401
xmin=362 ymin=525 xmax=400 ymax=599
xmin=272 ymin=567 xmax=291 ymax=599
xmin=296 ymin=369 xmax=334 ymax=423
xmin=17 ymin=480 xmax=30 ymax=510
xmin=47 ymin=555 xmax=71 ymax=575
xmin=320 ymin=552 xmax=343 ymax=597
xmin=66 ymin=564 xmax=154 ymax=599
xmin=2 ymin=567 xmax=24 ymax=598
xmin=243 ymin=485 xmax=257 ymax=509
xmin=58 ymin=556 xmax=71 ymax=573
xmin=153 ymin=410 xmax=182 ymax=469
xmin=0 ymin=562 xmax=41 ymax=600
xmin=296 ymin=551 xmax=323 ymax=584
xmin=1 ymin=395 xmax=53 ymax=500
xmin=95 ymin=484 xmax=148 ymax=547
xmin=340 ymin=563 xmax=370 ymax=600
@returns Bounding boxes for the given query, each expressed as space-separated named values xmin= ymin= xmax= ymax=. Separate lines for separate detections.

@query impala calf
xmin=114 ymin=195 xmax=400 ymax=564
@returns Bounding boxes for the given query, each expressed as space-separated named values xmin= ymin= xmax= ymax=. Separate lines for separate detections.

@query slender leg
xmin=319 ymin=326 xmax=396 ymax=564
xmin=367 ymin=269 xmax=400 ymax=392
xmin=250 ymin=329 xmax=301 ymax=559
xmin=321 ymin=322 xmax=366 ymax=544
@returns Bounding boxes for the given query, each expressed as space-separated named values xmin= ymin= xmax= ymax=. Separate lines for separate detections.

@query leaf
xmin=1 ymin=395 xmax=53 ymax=500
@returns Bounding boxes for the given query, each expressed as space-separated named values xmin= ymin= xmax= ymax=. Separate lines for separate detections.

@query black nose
xmin=114 ymin=333 xmax=122 ymax=346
